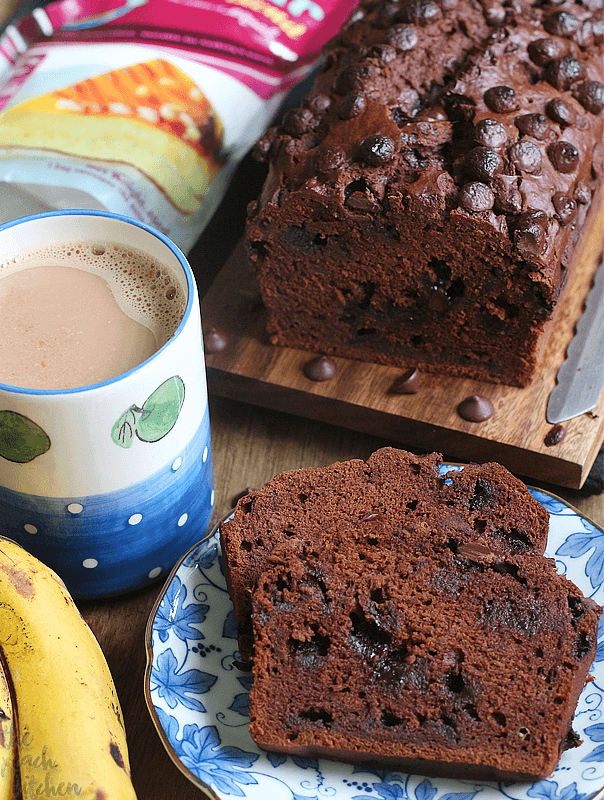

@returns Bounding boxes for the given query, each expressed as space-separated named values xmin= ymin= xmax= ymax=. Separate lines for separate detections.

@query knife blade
xmin=546 ymin=254 xmax=604 ymax=424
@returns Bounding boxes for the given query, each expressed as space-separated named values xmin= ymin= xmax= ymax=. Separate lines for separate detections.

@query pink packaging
xmin=0 ymin=0 xmax=358 ymax=250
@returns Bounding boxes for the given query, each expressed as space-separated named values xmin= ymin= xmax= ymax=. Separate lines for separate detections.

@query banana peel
xmin=0 ymin=537 xmax=138 ymax=799
xmin=0 ymin=659 xmax=16 ymax=800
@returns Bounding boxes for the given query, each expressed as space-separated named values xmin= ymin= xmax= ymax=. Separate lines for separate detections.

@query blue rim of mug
xmin=0 ymin=209 xmax=196 ymax=396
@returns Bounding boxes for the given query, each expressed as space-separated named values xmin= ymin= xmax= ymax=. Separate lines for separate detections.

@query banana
xmin=0 ymin=537 xmax=137 ymax=799
xmin=0 ymin=659 xmax=16 ymax=800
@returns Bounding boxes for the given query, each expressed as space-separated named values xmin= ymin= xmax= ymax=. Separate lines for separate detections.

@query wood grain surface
xmin=0 ymin=2 xmax=602 ymax=798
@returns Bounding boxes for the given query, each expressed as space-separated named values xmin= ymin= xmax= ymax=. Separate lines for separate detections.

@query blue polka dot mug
xmin=0 ymin=211 xmax=214 ymax=598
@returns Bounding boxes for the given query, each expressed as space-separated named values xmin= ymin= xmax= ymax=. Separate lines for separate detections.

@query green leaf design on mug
xmin=111 ymin=377 xmax=185 ymax=449
xmin=0 ymin=410 xmax=51 ymax=463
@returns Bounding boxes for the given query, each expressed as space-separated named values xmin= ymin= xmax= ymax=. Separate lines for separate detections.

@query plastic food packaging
xmin=0 ymin=0 xmax=359 ymax=251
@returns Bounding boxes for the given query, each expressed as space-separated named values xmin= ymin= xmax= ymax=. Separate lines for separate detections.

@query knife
xmin=546 ymin=254 xmax=604 ymax=424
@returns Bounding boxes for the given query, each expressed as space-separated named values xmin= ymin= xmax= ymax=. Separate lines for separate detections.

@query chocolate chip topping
xmin=552 ymin=192 xmax=578 ymax=225
xmin=474 ymin=118 xmax=507 ymax=148
xmin=360 ymin=135 xmax=396 ymax=165
xmin=370 ymin=43 xmax=398 ymax=63
xmin=385 ymin=23 xmax=418 ymax=50
xmin=464 ymin=146 xmax=504 ymax=181
xmin=457 ymin=395 xmax=495 ymax=422
xmin=544 ymin=423 xmax=566 ymax=446
xmin=396 ymin=0 xmax=441 ymax=26
xmin=545 ymin=56 xmax=585 ymax=92
xmin=303 ymin=93 xmax=331 ymax=115
xmin=204 ymin=327 xmax=229 ymax=354
xmin=545 ymin=97 xmax=576 ymax=128
xmin=281 ymin=108 xmax=315 ymax=137
xmin=549 ymin=140 xmax=580 ymax=173
xmin=460 ymin=181 xmax=495 ymax=211
xmin=337 ymin=92 xmax=367 ymax=120
xmin=528 ymin=37 xmax=566 ymax=67
xmin=573 ymin=80 xmax=604 ymax=115
xmin=314 ymin=145 xmax=346 ymax=173
xmin=304 ymin=355 xmax=337 ymax=381
xmin=509 ymin=140 xmax=542 ymax=174
xmin=514 ymin=113 xmax=550 ymax=141
xmin=543 ymin=10 xmax=580 ymax=38
xmin=390 ymin=368 xmax=420 ymax=393
xmin=513 ymin=209 xmax=549 ymax=256
xmin=484 ymin=85 xmax=519 ymax=114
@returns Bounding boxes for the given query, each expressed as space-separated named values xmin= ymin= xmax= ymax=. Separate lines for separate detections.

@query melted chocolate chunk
xmin=457 ymin=542 xmax=495 ymax=563
xmin=549 ymin=141 xmax=580 ymax=173
xmin=391 ymin=368 xmax=420 ymax=393
xmin=204 ymin=327 xmax=229 ymax=354
xmin=385 ymin=23 xmax=418 ymax=50
xmin=509 ymin=140 xmax=542 ymax=174
xmin=513 ymin=209 xmax=549 ymax=256
xmin=360 ymin=135 xmax=396 ymax=165
xmin=304 ymin=355 xmax=337 ymax=381
xmin=457 ymin=395 xmax=494 ymax=422
xmin=514 ymin=113 xmax=550 ymax=141
xmin=464 ymin=147 xmax=504 ymax=181
xmin=474 ymin=118 xmax=507 ymax=148
xmin=460 ymin=181 xmax=495 ymax=211
xmin=544 ymin=424 xmax=566 ymax=446
xmin=545 ymin=56 xmax=585 ymax=92
xmin=484 ymin=85 xmax=519 ymax=114
xmin=573 ymin=80 xmax=604 ymax=115
xmin=337 ymin=91 xmax=367 ymax=120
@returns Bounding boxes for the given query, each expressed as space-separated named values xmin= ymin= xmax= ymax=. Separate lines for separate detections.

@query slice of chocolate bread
xmin=249 ymin=543 xmax=601 ymax=781
xmin=220 ymin=447 xmax=550 ymax=662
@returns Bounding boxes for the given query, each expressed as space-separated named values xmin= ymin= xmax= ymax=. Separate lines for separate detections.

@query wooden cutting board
xmin=202 ymin=197 xmax=604 ymax=489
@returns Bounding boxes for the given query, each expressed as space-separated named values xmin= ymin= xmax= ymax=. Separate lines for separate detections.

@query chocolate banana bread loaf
xmin=249 ymin=543 xmax=601 ymax=781
xmin=220 ymin=447 xmax=550 ymax=662
xmin=246 ymin=0 xmax=604 ymax=386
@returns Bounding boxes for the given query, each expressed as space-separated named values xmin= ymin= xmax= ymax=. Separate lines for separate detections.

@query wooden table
xmin=0 ymin=2 xmax=602 ymax=796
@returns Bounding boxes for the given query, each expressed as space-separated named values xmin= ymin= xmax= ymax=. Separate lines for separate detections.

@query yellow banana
xmin=0 ymin=659 xmax=16 ymax=800
xmin=0 ymin=537 xmax=137 ymax=799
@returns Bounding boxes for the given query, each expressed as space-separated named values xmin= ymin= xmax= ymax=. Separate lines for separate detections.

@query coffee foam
xmin=0 ymin=240 xmax=187 ymax=347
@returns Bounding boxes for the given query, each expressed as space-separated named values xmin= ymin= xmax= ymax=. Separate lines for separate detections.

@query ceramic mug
xmin=0 ymin=210 xmax=214 ymax=598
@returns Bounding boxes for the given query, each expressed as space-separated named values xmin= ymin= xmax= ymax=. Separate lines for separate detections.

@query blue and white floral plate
xmin=144 ymin=470 xmax=604 ymax=800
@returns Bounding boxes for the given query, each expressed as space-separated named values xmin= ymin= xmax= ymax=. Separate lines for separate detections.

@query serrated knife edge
xmin=546 ymin=255 xmax=604 ymax=424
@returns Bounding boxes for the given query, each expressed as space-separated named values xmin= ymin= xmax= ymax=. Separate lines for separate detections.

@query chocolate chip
xmin=281 ymin=107 xmax=315 ymax=137
xmin=246 ymin=199 xmax=259 ymax=218
xmin=549 ymin=141 xmax=580 ymax=173
xmin=360 ymin=135 xmax=396 ymax=165
xmin=346 ymin=191 xmax=380 ymax=211
xmin=513 ymin=209 xmax=549 ymax=256
xmin=457 ymin=395 xmax=494 ymax=422
xmin=204 ymin=327 xmax=229 ymax=354
xmin=493 ymin=175 xmax=523 ymax=213
xmin=514 ymin=113 xmax=549 ymax=140
xmin=482 ymin=0 xmax=506 ymax=25
xmin=527 ymin=37 xmax=566 ymax=66
xmin=484 ymin=85 xmax=519 ymax=114
xmin=552 ymin=192 xmax=578 ymax=225
xmin=459 ymin=181 xmax=495 ymax=212
xmin=396 ymin=0 xmax=441 ymax=26
xmin=457 ymin=542 xmax=495 ymax=563
xmin=474 ymin=118 xmax=507 ymax=148
xmin=385 ymin=23 xmax=418 ymax=50
xmin=337 ymin=91 xmax=367 ymax=120
xmin=544 ymin=10 xmax=580 ymax=38
xmin=464 ymin=146 xmax=504 ymax=181
xmin=544 ymin=423 xmax=566 ymax=446
xmin=314 ymin=145 xmax=346 ymax=173
xmin=545 ymin=56 xmax=585 ymax=92
xmin=369 ymin=43 xmax=398 ymax=63
xmin=573 ymin=80 xmax=604 ymax=115
xmin=303 ymin=93 xmax=331 ymax=115
xmin=304 ymin=355 xmax=337 ymax=381
xmin=509 ymin=140 xmax=542 ymax=174
xmin=252 ymin=127 xmax=278 ymax=162
xmin=545 ymin=97 xmax=576 ymax=128
xmin=334 ymin=64 xmax=375 ymax=95
xmin=390 ymin=368 xmax=420 ymax=394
